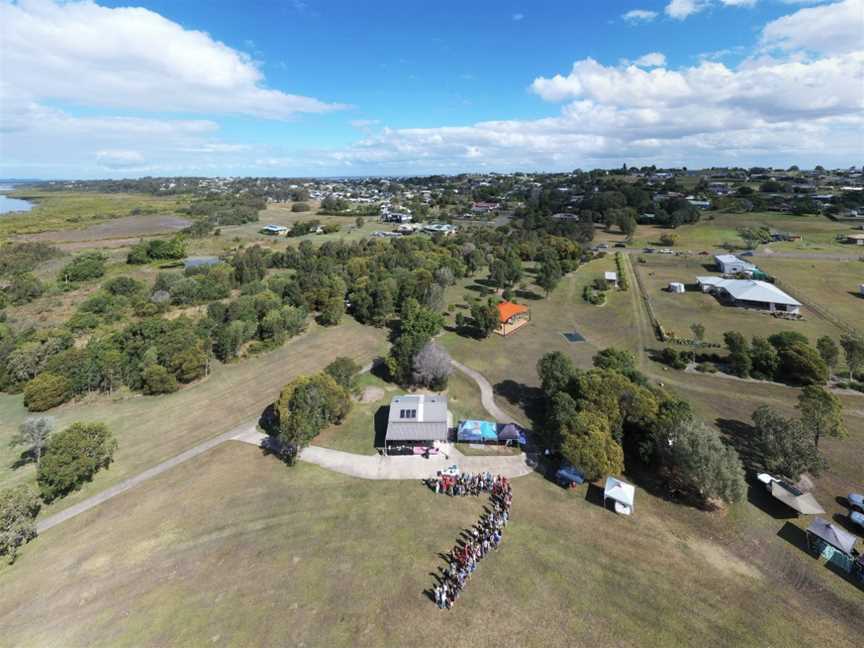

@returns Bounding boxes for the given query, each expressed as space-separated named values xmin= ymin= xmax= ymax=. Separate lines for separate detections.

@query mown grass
xmin=1 ymin=190 xmax=188 ymax=239
xmin=0 ymin=442 xmax=859 ymax=648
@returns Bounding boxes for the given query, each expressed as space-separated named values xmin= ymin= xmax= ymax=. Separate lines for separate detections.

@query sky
xmin=0 ymin=0 xmax=862 ymax=178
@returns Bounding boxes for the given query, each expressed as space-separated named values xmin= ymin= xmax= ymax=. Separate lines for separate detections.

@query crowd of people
xmin=428 ymin=473 xmax=513 ymax=610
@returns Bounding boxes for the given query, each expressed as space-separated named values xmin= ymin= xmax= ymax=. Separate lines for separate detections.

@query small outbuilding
xmin=496 ymin=301 xmax=531 ymax=336
xmin=261 ymin=224 xmax=289 ymax=236
xmin=714 ymin=254 xmax=756 ymax=275
xmin=604 ymin=476 xmax=635 ymax=515
xmin=604 ymin=271 xmax=619 ymax=288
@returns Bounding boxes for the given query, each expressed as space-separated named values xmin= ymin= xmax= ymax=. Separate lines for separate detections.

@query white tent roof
xmin=696 ymin=277 xmax=801 ymax=306
xmin=604 ymin=271 xmax=618 ymax=281
xmin=604 ymin=476 xmax=635 ymax=510
xmin=807 ymin=517 xmax=858 ymax=555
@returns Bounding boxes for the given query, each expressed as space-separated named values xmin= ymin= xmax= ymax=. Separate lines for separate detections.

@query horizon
xmin=1 ymin=0 xmax=863 ymax=179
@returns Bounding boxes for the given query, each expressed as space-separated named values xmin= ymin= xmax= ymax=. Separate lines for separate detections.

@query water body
xmin=0 ymin=193 xmax=33 ymax=214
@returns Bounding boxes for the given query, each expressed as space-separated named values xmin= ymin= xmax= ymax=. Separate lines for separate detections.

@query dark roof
xmin=807 ymin=517 xmax=858 ymax=554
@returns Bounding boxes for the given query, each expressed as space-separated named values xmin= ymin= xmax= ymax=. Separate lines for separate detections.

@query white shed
xmin=668 ymin=282 xmax=685 ymax=294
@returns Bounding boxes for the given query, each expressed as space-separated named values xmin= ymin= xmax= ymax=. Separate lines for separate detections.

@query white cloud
xmin=665 ymin=0 xmax=708 ymax=19
xmin=762 ymin=0 xmax=864 ymax=55
xmin=622 ymin=9 xmax=659 ymax=22
xmin=633 ymin=52 xmax=668 ymax=67
xmin=512 ymin=13 xmax=524 ymax=21
xmin=0 ymin=0 xmax=345 ymax=119
xmin=719 ymin=0 xmax=757 ymax=6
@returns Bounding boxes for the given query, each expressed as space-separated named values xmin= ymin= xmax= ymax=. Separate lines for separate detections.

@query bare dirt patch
xmin=358 ymin=386 xmax=386 ymax=403
xmin=16 ymin=215 xmax=191 ymax=248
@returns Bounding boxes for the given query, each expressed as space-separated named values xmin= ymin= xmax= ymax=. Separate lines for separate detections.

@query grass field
xmin=0 ymin=320 xmax=388 ymax=517
xmin=439 ymin=256 xmax=637 ymax=425
xmin=1 ymin=190 xmax=188 ymax=240
xmin=0 ymin=441 xmax=860 ymax=648
xmin=755 ymin=256 xmax=864 ymax=332
xmin=594 ymin=211 xmax=856 ymax=254
xmin=632 ymin=253 xmax=848 ymax=346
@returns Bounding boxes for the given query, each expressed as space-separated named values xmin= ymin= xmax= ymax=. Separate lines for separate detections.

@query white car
xmin=848 ymin=492 xmax=864 ymax=512
xmin=441 ymin=464 xmax=459 ymax=477
xmin=851 ymin=511 xmax=864 ymax=530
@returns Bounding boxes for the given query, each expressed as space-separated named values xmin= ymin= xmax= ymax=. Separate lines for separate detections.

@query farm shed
xmin=496 ymin=301 xmax=531 ymax=336
xmin=604 ymin=271 xmax=619 ymax=287
xmin=714 ymin=254 xmax=756 ymax=274
xmin=696 ymin=277 xmax=802 ymax=315
xmin=604 ymin=476 xmax=635 ymax=515
xmin=384 ymin=395 xmax=450 ymax=454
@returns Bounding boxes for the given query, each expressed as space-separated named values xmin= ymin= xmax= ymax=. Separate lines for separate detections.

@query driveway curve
xmin=450 ymin=359 xmax=518 ymax=423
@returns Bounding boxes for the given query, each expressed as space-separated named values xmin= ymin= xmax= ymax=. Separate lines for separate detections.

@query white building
xmin=714 ymin=254 xmax=756 ymax=274
xmin=697 ymin=277 xmax=802 ymax=315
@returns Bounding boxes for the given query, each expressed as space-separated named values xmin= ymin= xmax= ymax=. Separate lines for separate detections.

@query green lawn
xmin=0 ymin=441 xmax=859 ymax=647
xmin=0 ymin=320 xmax=388 ymax=516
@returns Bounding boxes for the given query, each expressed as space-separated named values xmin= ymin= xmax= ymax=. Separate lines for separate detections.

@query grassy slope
xmin=0 ymin=442 xmax=859 ymax=648
xmin=0 ymin=320 xmax=388 ymax=516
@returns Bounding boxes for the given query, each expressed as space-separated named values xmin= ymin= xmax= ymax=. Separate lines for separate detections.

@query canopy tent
xmin=496 ymin=423 xmax=526 ymax=445
xmin=766 ymin=478 xmax=826 ymax=515
xmin=604 ymin=476 xmax=635 ymax=515
xmin=807 ymin=517 xmax=858 ymax=555
xmin=457 ymin=420 xmax=498 ymax=443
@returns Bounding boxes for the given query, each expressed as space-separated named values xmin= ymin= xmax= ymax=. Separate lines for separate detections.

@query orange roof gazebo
xmin=496 ymin=301 xmax=530 ymax=336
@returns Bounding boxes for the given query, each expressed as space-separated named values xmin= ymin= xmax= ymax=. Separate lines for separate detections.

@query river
xmin=0 ymin=191 xmax=33 ymax=214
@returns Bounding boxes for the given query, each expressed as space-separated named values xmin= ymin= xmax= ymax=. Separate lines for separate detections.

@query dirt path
xmin=450 ymin=359 xmax=518 ymax=423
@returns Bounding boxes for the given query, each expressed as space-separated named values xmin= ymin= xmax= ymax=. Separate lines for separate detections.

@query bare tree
xmin=412 ymin=341 xmax=453 ymax=390
xmin=11 ymin=416 xmax=55 ymax=465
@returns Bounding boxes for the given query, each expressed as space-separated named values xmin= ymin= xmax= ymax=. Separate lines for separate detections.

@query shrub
xmin=291 ymin=202 xmax=311 ymax=212
xmin=142 ymin=364 xmax=179 ymax=395
xmin=660 ymin=347 xmax=687 ymax=370
xmin=23 ymin=373 xmax=73 ymax=411
xmin=6 ymin=273 xmax=44 ymax=305
xmin=324 ymin=357 xmax=362 ymax=390
xmin=58 ymin=252 xmax=107 ymax=283
xmin=103 ymin=276 xmax=145 ymax=296
xmin=37 ymin=422 xmax=117 ymax=502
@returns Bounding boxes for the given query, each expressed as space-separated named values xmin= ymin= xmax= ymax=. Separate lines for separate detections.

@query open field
xmin=594 ymin=211 xmax=857 ymax=254
xmin=0 ymin=441 xmax=860 ymax=648
xmin=440 ymin=257 xmax=637 ymax=425
xmin=632 ymin=253 xmax=847 ymax=346
xmin=0 ymin=320 xmax=388 ymax=517
xmin=1 ymin=190 xmax=189 ymax=240
xmin=754 ymin=256 xmax=864 ymax=332
xmin=16 ymin=215 xmax=191 ymax=250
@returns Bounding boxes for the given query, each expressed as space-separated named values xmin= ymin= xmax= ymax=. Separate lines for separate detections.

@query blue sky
xmin=1 ymin=0 xmax=862 ymax=177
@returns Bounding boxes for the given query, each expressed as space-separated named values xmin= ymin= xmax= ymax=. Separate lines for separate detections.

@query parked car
xmin=851 ymin=511 xmax=864 ymax=530
xmin=848 ymin=492 xmax=864 ymax=512
xmin=614 ymin=242 xmax=627 ymax=248
xmin=441 ymin=464 xmax=459 ymax=477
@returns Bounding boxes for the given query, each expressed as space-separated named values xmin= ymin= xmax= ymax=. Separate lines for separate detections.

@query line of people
xmin=430 ymin=475 xmax=513 ymax=609
xmin=427 ymin=470 xmax=499 ymax=497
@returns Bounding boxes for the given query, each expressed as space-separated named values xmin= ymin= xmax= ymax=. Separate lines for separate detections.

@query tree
xmin=412 ymin=341 xmax=453 ymax=390
xmin=0 ymin=486 xmax=41 ymax=563
xmin=750 ymin=336 xmax=779 ymax=380
xmin=23 ymin=373 xmax=72 ymax=412
xmin=751 ymin=406 xmax=825 ymax=480
xmin=324 ymin=357 xmax=361 ymax=391
xmin=470 ymin=300 xmax=499 ymax=338
xmin=10 ymin=416 xmax=55 ymax=465
xmin=658 ymin=233 xmax=678 ymax=246
xmin=797 ymin=385 xmax=847 ymax=448
xmin=560 ymin=411 xmax=624 ymax=481
xmin=37 ymin=422 xmax=117 ymax=502
xmin=537 ymin=351 xmax=576 ymax=398
xmin=840 ymin=330 xmax=864 ymax=380
xmin=816 ymin=336 xmax=839 ymax=373
xmin=275 ymin=373 xmax=351 ymax=460
xmin=777 ymin=342 xmax=828 ymax=385
xmin=536 ymin=256 xmax=563 ymax=296
xmin=659 ymin=419 xmax=746 ymax=506
xmin=723 ymin=331 xmax=751 ymax=377
xmin=690 ymin=323 xmax=705 ymax=344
